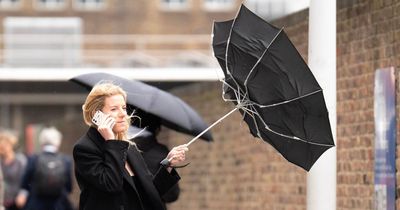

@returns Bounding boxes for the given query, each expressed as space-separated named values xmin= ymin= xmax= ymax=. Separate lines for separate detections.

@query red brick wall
xmin=162 ymin=1 xmax=400 ymax=210
xmin=337 ymin=0 xmax=399 ymax=209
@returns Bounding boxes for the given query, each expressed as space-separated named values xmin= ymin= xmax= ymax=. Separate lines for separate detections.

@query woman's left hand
xmin=166 ymin=144 xmax=189 ymax=167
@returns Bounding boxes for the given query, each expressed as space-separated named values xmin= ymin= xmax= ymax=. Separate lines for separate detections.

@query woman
xmin=73 ymin=82 xmax=188 ymax=210
xmin=0 ymin=130 xmax=26 ymax=210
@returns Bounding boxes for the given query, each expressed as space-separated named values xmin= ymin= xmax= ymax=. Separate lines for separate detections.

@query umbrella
xmin=205 ymin=4 xmax=335 ymax=171
xmin=70 ymin=72 xmax=213 ymax=141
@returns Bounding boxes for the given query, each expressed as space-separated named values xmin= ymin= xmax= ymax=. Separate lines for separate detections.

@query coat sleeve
xmin=152 ymin=166 xmax=180 ymax=197
xmin=73 ymin=140 xmax=129 ymax=193
xmin=162 ymin=182 xmax=180 ymax=203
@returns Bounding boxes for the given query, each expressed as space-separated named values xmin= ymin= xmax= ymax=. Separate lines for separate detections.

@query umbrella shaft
xmin=185 ymin=107 xmax=238 ymax=147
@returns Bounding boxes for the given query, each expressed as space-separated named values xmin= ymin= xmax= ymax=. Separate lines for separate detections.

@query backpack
xmin=33 ymin=153 xmax=67 ymax=197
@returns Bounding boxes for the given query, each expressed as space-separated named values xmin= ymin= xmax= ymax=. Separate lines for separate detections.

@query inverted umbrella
xmin=70 ymin=72 xmax=213 ymax=141
xmin=189 ymin=5 xmax=334 ymax=171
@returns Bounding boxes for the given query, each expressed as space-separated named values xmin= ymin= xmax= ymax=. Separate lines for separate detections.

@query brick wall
xmin=337 ymin=0 xmax=399 ymax=209
xmin=161 ymin=1 xmax=400 ymax=210
xmin=0 ymin=0 xmax=240 ymax=35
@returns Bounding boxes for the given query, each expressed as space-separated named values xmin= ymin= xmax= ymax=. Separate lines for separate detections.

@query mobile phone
xmin=92 ymin=110 xmax=116 ymax=128
xmin=92 ymin=110 xmax=106 ymax=126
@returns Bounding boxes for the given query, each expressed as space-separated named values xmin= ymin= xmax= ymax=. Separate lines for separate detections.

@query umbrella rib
xmin=224 ymin=9 xmax=246 ymax=104
xmin=243 ymin=28 xmax=284 ymax=88
xmin=241 ymin=29 xmax=283 ymax=109
xmin=257 ymin=89 xmax=322 ymax=108
xmin=221 ymin=78 xmax=247 ymax=104
xmin=221 ymin=78 xmax=330 ymax=147
xmin=239 ymin=103 xmax=333 ymax=147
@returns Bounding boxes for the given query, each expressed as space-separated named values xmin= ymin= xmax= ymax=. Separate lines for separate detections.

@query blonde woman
xmin=0 ymin=130 xmax=26 ymax=210
xmin=73 ymin=82 xmax=188 ymax=210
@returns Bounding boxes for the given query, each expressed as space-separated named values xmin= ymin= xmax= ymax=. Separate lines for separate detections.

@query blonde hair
xmin=82 ymin=82 xmax=131 ymax=141
xmin=0 ymin=130 xmax=18 ymax=148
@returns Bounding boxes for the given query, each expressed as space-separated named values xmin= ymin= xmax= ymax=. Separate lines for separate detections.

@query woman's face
xmin=102 ymin=94 xmax=128 ymax=133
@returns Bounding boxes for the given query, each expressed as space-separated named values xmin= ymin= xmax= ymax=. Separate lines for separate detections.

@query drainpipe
xmin=307 ymin=0 xmax=337 ymax=210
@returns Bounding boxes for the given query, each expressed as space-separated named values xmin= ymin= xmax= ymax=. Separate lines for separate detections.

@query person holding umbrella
xmin=73 ymin=82 xmax=188 ymax=210
xmin=130 ymin=113 xmax=181 ymax=209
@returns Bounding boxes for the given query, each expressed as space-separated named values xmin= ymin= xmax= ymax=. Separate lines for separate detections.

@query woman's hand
xmin=97 ymin=115 xmax=116 ymax=140
xmin=166 ymin=144 xmax=189 ymax=168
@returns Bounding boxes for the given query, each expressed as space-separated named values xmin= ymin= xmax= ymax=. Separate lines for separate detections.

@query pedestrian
xmin=73 ymin=82 xmax=188 ymax=210
xmin=15 ymin=127 xmax=73 ymax=210
xmin=0 ymin=130 xmax=27 ymax=210
xmin=0 ymin=159 xmax=4 ymax=210
xmin=131 ymin=114 xmax=180 ymax=209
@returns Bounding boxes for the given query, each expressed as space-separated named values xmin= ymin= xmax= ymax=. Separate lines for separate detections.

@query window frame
xmin=34 ymin=0 xmax=66 ymax=11
xmin=159 ymin=0 xmax=190 ymax=12
xmin=73 ymin=0 xmax=106 ymax=11
xmin=0 ymin=0 xmax=22 ymax=10
xmin=203 ymin=0 xmax=235 ymax=12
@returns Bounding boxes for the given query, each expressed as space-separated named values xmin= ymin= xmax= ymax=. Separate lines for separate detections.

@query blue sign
xmin=374 ymin=67 xmax=396 ymax=210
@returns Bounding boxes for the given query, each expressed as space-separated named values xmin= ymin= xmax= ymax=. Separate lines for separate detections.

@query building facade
xmin=3 ymin=0 xmax=398 ymax=210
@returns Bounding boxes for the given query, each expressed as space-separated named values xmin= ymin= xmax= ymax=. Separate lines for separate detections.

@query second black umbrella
xmin=70 ymin=72 xmax=213 ymax=141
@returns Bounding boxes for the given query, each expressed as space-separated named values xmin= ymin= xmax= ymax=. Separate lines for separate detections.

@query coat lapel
xmin=122 ymin=166 xmax=136 ymax=190
xmin=126 ymin=145 xmax=166 ymax=210
xmin=126 ymin=147 xmax=158 ymax=193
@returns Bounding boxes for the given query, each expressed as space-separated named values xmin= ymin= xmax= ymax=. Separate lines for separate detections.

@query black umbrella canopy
xmin=70 ymin=72 xmax=213 ymax=141
xmin=212 ymin=5 xmax=334 ymax=171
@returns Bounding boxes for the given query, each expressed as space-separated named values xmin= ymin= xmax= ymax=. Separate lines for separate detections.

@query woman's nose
xmin=118 ymin=109 xmax=126 ymax=117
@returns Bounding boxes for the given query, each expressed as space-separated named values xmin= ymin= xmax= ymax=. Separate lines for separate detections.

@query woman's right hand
xmin=97 ymin=115 xmax=115 ymax=140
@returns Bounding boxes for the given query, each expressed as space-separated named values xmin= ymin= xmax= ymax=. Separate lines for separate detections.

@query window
xmin=245 ymin=0 xmax=309 ymax=20
xmin=159 ymin=0 xmax=189 ymax=11
xmin=35 ymin=0 xmax=65 ymax=10
xmin=203 ymin=0 xmax=235 ymax=11
xmin=0 ymin=0 xmax=21 ymax=10
xmin=4 ymin=17 xmax=82 ymax=67
xmin=74 ymin=0 xmax=106 ymax=11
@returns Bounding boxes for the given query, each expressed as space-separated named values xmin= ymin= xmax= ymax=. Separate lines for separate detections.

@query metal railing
xmin=0 ymin=34 xmax=218 ymax=68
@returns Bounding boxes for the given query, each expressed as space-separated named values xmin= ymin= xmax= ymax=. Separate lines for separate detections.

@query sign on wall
xmin=374 ymin=67 xmax=396 ymax=210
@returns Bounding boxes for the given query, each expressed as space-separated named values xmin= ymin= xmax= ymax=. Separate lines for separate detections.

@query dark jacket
xmin=133 ymin=135 xmax=180 ymax=204
xmin=20 ymin=151 xmax=73 ymax=210
xmin=73 ymin=127 xmax=180 ymax=210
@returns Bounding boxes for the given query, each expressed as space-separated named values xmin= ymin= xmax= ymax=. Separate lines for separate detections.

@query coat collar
xmin=133 ymin=135 xmax=158 ymax=152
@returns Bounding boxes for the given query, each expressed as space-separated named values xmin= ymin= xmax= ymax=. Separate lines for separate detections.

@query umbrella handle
xmin=185 ymin=107 xmax=238 ymax=147
xmin=160 ymin=158 xmax=191 ymax=168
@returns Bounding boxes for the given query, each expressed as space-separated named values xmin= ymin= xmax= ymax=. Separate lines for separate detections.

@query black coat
xmin=133 ymin=135 xmax=180 ymax=203
xmin=73 ymin=127 xmax=180 ymax=210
